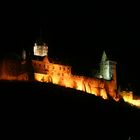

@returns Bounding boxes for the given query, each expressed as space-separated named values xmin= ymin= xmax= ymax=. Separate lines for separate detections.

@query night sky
xmin=0 ymin=3 xmax=140 ymax=92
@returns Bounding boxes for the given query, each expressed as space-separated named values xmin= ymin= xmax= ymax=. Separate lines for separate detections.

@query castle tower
xmin=33 ymin=29 xmax=48 ymax=57
xmin=33 ymin=42 xmax=48 ymax=57
xmin=99 ymin=51 xmax=117 ymax=89
xmin=99 ymin=51 xmax=110 ymax=80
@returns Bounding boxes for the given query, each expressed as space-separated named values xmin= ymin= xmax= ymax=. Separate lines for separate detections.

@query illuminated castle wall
xmin=0 ymin=40 xmax=118 ymax=100
xmin=0 ymin=53 xmax=28 ymax=81
xmin=1 ymin=41 xmax=140 ymax=107
xmin=31 ymin=42 xmax=118 ymax=100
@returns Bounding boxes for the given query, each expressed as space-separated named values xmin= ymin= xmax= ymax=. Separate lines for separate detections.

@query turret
xmin=33 ymin=29 xmax=48 ymax=57
xmin=98 ymin=51 xmax=117 ymax=95
xmin=96 ymin=51 xmax=117 ymax=88
xmin=22 ymin=48 xmax=26 ymax=61
xmin=98 ymin=51 xmax=116 ymax=80
xmin=33 ymin=41 xmax=48 ymax=57
xmin=33 ymin=43 xmax=48 ymax=56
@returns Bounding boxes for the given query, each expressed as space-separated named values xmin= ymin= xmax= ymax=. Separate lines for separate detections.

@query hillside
xmin=0 ymin=80 xmax=140 ymax=139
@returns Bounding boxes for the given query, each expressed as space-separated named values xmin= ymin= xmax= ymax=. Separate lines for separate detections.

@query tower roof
xmin=101 ymin=51 xmax=108 ymax=62
xmin=35 ymin=37 xmax=46 ymax=46
xmin=35 ymin=28 xmax=48 ymax=46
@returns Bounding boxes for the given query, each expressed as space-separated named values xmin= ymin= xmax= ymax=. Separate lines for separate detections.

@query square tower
xmin=99 ymin=51 xmax=117 ymax=83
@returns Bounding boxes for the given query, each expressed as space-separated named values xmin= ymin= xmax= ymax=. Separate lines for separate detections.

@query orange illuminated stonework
xmin=0 ymin=55 xmax=28 ymax=81
xmin=32 ymin=55 xmax=118 ymax=101
xmin=31 ymin=43 xmax=140 ymax=108
xmin=119 ymin=91 xmax=140 ymax=108
xmin=0 ymin=42 xmax=140 ymax=108
xmin=32 ymin=56 xmax=140 ymax=108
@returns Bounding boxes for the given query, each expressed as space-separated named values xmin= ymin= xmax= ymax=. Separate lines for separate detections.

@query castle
xmin=32 ymin=39 xmax=117 ymax=99
xmin=0 ymin=40 xmax=118 ymax=100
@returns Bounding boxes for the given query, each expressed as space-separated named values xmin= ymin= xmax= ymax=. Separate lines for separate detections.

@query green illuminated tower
xmin=99 ymin=51 xmax=117 ymax=89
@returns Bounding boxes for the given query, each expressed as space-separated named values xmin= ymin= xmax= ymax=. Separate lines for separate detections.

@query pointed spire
xmin=101 ymin=51 xmax=108 ymax=62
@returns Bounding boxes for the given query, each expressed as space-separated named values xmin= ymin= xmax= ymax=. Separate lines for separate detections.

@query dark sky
xmin=0 ymin=2 xmax=140 ymax=91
